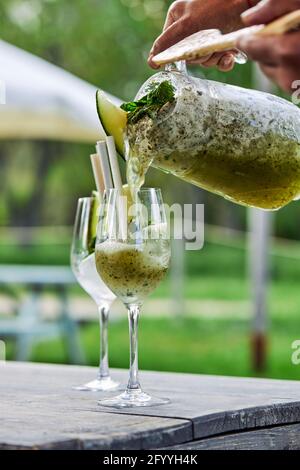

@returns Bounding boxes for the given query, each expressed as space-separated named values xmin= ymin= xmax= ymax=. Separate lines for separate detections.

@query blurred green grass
xmin=8 ymin=311 xmax=300 ymax=380
xmin=2 ymin=237 xmax=300 ymax=380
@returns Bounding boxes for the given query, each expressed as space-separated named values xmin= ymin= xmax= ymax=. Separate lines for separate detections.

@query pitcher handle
xmin=165 ymin=61 xmax=188 ymax=74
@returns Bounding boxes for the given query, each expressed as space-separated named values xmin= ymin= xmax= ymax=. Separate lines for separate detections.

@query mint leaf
xmin=121 ymin=81 xmax=175 ymax=124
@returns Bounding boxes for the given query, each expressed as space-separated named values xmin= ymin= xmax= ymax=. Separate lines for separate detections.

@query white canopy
xmin=0 ymin=40 xmax=122 ymax=143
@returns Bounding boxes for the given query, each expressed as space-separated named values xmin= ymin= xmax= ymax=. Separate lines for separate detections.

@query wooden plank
xmin=162 ymin=423 xmax=300 ymax=450
xmin=94 ymin=368 xmax=300 ymax=440
xmin=3 ymin=362 xmax=300 ymax=449
xmin=0 ymin=362 xmax=191 ymax=450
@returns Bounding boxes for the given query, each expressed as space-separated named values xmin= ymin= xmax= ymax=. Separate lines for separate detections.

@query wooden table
xmin=2 ymin=362 xmax=300 ymax=450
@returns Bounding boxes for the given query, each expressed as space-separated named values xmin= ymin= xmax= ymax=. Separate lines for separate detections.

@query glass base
xmin=98 ymin=389 xmax=170 ymax=408
xmin=73 ymin=377 xmax=120 ymax=392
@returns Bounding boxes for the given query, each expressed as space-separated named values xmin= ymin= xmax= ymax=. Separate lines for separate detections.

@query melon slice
xmin=96 ymin=90 xmax=127 ymax=158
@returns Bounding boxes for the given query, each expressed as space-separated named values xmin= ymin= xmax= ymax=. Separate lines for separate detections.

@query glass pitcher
xmin=126 ymin=62 xmax=300 ymax=210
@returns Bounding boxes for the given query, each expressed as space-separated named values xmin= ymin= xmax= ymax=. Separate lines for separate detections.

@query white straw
xmin=96 ymin=141 xmax=113 ymax=189
xmin=90 ymin=153 xmax=105 ymax=197
xmin=106 ymin=136 xmax=123 ymax=189
xmin=104 ymin=136 xmax=126 ymax=239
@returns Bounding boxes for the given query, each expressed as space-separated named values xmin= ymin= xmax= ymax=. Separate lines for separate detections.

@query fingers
xmin=188 ymin=52 xmax=236 ymax=71
xmin=237 ymin=31 xmax=300 ymax=93
xmin=147 ymin=55 xmax=161 ymax=69
xmin=241 ymin=0 xmax=300 ymax=26
xmin=217 ymin=53 xmax=236 ymax=71
xmin=196 ymin=53 xmax=222 ymax=67
xmin=148 ymin=0 xmax=189 ymax=68
xmin=259 ymin=64 xmax=294 ymax=93
xmin=148 ymin=17 xmax=190 ymax=68
xmin=201 ymin=52 xmax=235 ymax=71
xmin=238 ymin=31 xmax=300 ymax=66
xmin=148 ymin=0 xmax=249 ymax=69
xmin=188 ymin=53 xmax=213 ymax=65
xmin=259 ymin=64 xmax=278 ymax=82
xmin=237 ymin=34 xmax=280 ymax=66
xmin=163 ymin=0 xmax=186 ymax=31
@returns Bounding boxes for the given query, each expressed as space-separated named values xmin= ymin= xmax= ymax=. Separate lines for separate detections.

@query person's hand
xmin=241 ymin=0 xmax=300 ymax=26
xmin=148 ymin=0 xmax=255 ymax=72
xmin=237 ymin=0 xmax=300 ymax=92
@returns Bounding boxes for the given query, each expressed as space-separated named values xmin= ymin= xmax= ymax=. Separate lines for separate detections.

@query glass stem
xmin=98 ymin=304 xmax=110 ymax=379
xmin=127 ymin=304 xmax=141 ymax=393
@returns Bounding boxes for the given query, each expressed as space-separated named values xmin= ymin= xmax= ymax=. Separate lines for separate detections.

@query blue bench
xmin=0 ymin=265 xmax=85 ymax=363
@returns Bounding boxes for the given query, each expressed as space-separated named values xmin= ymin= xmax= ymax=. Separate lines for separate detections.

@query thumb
xmin=242 ymin=0 xmax=300 ymax=26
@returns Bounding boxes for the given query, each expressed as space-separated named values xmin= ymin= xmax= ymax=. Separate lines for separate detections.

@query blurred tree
xmin=0 ymin=0 xmax=299 ymax=239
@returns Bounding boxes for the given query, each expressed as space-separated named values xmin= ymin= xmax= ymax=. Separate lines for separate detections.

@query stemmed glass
xmin=95 ymin=188 xmax=171 ymax=408
xmin=71 ymin=196 xmax=119 ymax=391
